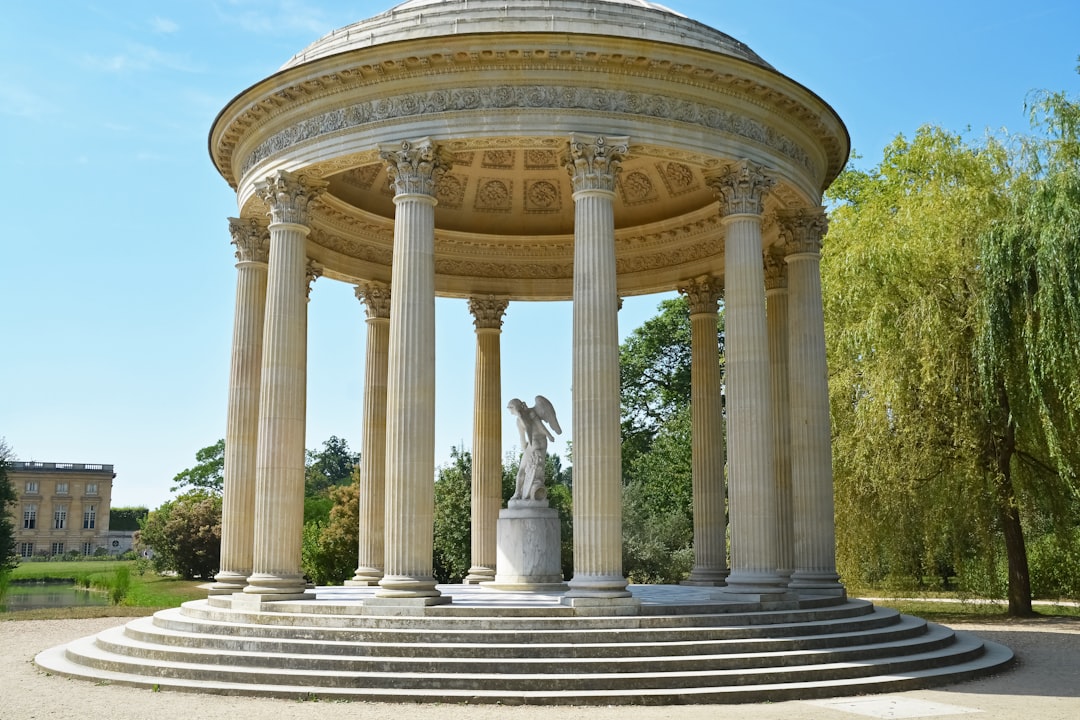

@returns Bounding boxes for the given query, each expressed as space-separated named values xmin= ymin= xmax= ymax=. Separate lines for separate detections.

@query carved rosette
xmin=777 ymin=207 xmax=829 ymax=256
xmin=378 ymin=137 xmax=451 ymax=198
xmin=564 ymin=134 xmax=629 ymax=193
xmin=227 ymin=217 xmax=269 ymax=264
xmin=763 ymin=248 xmax=788 ymax=291
xmin=468 ymin=296 xmax=509 ymax=330
xmin=305 ymin=260 xmax=323 ymax=297
xmin=679 ymin=275 xmax=723 ymax=316
xmin=257 ymin=170 xmax=327 ymax=226
xmin=705 ymin=159 xmax=776 ymax=216
xmin=355 ymin=282 xmax=391 ymax=320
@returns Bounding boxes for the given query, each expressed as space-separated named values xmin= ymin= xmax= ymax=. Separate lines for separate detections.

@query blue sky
xmin=2 ymin=1 xmax=1077 ymax=509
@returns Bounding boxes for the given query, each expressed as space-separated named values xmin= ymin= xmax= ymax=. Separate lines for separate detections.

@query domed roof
xmin=281 ymin=0 xmax=769 ymax=71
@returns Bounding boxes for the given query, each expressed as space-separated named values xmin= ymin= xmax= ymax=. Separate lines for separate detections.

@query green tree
xmin=301 ymin=470 xmax=359 ymax=585
xmin=433 ymin=447 xmax=473 ymax=583
xmin=0 ymin=439 xmax=17 ymax=574
xmin=824 ymin=110 xmax=1080 ymax=614
xmin=305 ymin=436 xmax=360 ymax=496
xmin=171 ymin=439 xmax=225 ymax=495
xmin=136 ymin=491 xmax=222 ymax=580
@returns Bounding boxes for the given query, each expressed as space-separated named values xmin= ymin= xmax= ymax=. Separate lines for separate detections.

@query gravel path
xmin=3 ymin=616 xmax=1078 ymax=720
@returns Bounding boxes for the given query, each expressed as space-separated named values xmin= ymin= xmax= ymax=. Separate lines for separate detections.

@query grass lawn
xmin=1 ymin=560 xmax=206 ymax=622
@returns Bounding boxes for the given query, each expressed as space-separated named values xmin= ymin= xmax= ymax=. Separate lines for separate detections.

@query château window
xmin=51 ymin=542 xmax=64 ymax=556
xmin=83 ymin=505 xmax=96 ymax=530
xmin=86 ymin=483 xmax=98 ymax=495
xmin=25 ymin=481 xmax=39 ymax=494
xmin=20 ymin=542 xmax=34 ymax=558
xmin=82 ymin=542 xmax=94 ymax=556
xmin=54 ymin=505 xmax=67 ymax=530
xmin=56 ymin=482 xmax=69 ymax=495
xmin=23 ymin=505 xmax=37 ymax=530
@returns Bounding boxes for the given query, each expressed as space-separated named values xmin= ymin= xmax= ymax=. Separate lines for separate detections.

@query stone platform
xmin=35 ymin=584 xmax=1013 ymax=705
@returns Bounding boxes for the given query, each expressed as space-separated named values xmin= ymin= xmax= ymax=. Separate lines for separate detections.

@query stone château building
xmin=7 ymin=461 xmax=115 ymax=558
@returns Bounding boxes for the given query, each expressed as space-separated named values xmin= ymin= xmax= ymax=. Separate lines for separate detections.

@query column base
xmin=345 ymin=567 xmax=383 ymax=587
xmin=243 ymin=573 xmax=308 ymax=596
xmin=682 ymin=566 xmax=729 ymax=587
xmin=789 ymin=570 xmax=846 ymax=597
xmin=376 ymin=574 xmax=443 ymax=599
xmin=564 ymin=573 xmax=631 ymax=599
xmin=720 ymin=569 xmax=792 ymax=602
xmin=463 ymin=566 xmax=495 ymax=585
xmin=208 ymin=570 xmax=249 ymax=595
xmin=232 ymin=591 xmax=314 ymax=610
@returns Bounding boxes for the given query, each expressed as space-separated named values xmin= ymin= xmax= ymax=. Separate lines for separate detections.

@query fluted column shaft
xmin=465 ymin=298 xmax=509 ymax=584
xmin=246 ymin=171 xmax=326 ymax=596
xmin=349 ymin=283 xmax=391 ymax=585
xmin=680 ymin=277 xmax=728 ymax=585
xmin=765 ymin=253 xmax=795 ymax=580
xmin=707 ymin=160 xmax=788 ymax=598
xmin=782 ymin=210 xmax=844 ymax=595
xmin=377 ymin=138 xmax=448 ymax=600
xmin=565 ymin=134 xmax=631 ymax=599
xmin=212 ymin=218 xmax=269 ymax=594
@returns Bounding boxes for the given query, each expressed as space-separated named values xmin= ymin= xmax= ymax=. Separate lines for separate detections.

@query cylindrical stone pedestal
xmin=486 ymin=500 xmax=566 ymax=589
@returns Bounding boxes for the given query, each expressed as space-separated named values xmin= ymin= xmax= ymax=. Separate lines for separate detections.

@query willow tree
xmin=825 ymin=79 xmax=1080 ymax=615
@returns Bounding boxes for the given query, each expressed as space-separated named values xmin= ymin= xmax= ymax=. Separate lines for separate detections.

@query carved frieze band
xmin=240 ymin=85 xmax=814 ymax=177
xmin=705 ymin=159 xmax=776 ymax=217
xmin=679 ymin=275 xmax=723 ymax=315
xmin=468 ymin=296 xmax=509 ymax=330
xmin=777 ymin=207 xmax=828 ymax=256
xmin=257 ymin=170 xmax=328 ymax=226
xmin=379 ymin=137 xmax=451 ymax=197
xmin=355 ymin=282 xmax=391 ymax=319
xmin=564 ymin=134 xmax=629 ymax=193
xmin=228 ymin=217 xmax=269 ymax=264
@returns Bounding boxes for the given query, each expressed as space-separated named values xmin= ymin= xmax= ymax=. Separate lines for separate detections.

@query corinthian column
xmin=706 ymin=159 xmax=790 ymax=601
xmin=465 ymin=296 xmax=509 ymax=584
xmin=347 ymin=282 xmax=391 ymax=586
xmin=245 ymin=171 xmax=326 ymax=597
xmin=680 ymin=276 xmax=729 ymax=586
xmin=563 ymin=134 xmax=633 ymax=603
xmin=211 ymin=218 xmax=269 ymax=595
xmin=375 ymin=138 xmax=451 ymax=604
xmin=765 ymin=250 xmax=794 ymax=581
xmin=780 ymin=208 xmax=845 ymax=596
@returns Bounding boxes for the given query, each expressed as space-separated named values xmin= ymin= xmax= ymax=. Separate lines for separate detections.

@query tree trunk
xmin=994 ymin=387 xmax=1034 ymax=617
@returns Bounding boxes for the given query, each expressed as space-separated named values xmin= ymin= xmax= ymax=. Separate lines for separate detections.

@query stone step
xmin=158 ymin=601 xmax=887 ymax=644
xmin=46 ymin=627 xmax=999 ymax=697
xmin=99 ymin=620 xmax=954 ymax=675
xmin=124 ymin=611 xmax=928 ymax=660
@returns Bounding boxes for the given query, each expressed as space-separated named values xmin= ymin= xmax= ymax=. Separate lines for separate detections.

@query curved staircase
xmin=35 ymin=585 xmax=1013 ymax=704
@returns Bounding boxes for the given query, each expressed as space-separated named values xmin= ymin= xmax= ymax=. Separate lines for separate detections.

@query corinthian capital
xmin=228 ymin=217 xmax=269 ymax=264
xmin=679 ymin=275 xmax=723 ymax=316
xmin=777 ymin=207 xmax=829 ymax=255
xmin=564 ymin=133 xmax=629 ymax=193
xmin=355 ymin=282 xmax=391 ymax=320
xmin=468 ymin=296 xmax=509 ymax=330
xmin=763 ymin=248 xmax=788 ymax=291
xmin=379 ymin=137 xmax=451 ymax=197
xmin=257 ymin=171 xmax=327 ymax=226
xmin=705 ymin=159 xmax=776 ymax=217
xmin=305 ymin=259 xmax=323 ymax=298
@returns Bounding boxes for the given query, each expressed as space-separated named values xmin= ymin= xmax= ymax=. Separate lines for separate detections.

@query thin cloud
xmin=0 ymin=82 xmax=54 ymax=118
xmin=82 ymin=43 xmax=201 ymax=74
xmin=216 ymin=0 xmax=335 ymax=37
xmin=151 ymin=16 xmax=180 ymax=34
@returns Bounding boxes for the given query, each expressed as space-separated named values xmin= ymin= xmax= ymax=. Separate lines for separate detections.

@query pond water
xmin=1 ymin=581 xmax=110 ymax=612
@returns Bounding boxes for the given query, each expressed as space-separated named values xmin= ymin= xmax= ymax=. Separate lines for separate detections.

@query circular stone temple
xmin=36 ymin=1 xmax=1014 ymax=703
xmin=206 ymin=0 xmax=850 ymax=602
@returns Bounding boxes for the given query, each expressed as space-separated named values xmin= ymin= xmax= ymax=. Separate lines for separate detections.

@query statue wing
xmin=533 ymin=395 xmax=562 ymax=435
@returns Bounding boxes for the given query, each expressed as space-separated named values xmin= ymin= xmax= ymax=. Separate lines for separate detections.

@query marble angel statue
xmin=507 ymin=395 xmax=562 ymax=501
